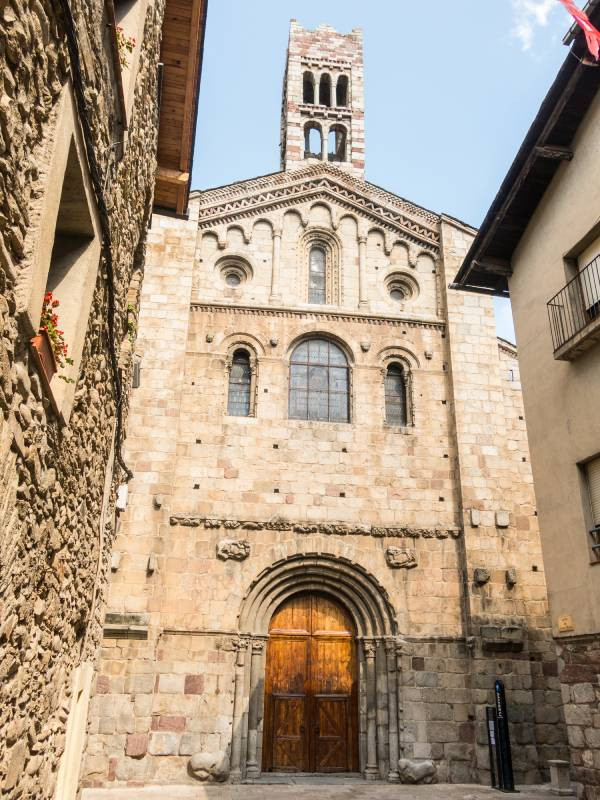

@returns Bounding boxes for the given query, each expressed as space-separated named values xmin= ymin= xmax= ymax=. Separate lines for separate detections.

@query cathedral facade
xmin=82 ymin=22 xmax=567 ymax=788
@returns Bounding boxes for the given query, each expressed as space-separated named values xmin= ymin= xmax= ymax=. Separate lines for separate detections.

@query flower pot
xmin=31 ymin=328 xmax=57 ymax=384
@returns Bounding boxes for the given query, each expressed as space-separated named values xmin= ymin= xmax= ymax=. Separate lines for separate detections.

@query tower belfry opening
xmin=281 ymin=21 xmax=365 ymax=178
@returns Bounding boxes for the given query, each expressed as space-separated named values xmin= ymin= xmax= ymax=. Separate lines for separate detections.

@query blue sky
xmin=192 ymin=0 xmax=572 ymax=342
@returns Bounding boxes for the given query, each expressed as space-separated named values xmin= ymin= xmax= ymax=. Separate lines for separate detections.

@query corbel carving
xmin=216 ymin=539 xmax=250 ymax=561
xmin=385 ymin=547 xmax=418 ymax=569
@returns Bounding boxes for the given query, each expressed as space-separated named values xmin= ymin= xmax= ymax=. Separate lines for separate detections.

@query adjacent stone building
xmin=455 ymin=2 xmax=600 ymax=796
xmin=0 ymin=0 xmax=206 ymax=797
xmin=82 ymin=22 xmax=568 ymax=789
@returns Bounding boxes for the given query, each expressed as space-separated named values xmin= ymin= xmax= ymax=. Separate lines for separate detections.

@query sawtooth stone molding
xmin=216 ymin=539 xmax=251 ymax=561
xmin=170 ymin=514 xmax=462 ymax=540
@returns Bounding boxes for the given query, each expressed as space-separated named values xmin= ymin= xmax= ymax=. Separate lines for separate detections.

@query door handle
xmin=300 ymin=725 xmax=305 ymax=734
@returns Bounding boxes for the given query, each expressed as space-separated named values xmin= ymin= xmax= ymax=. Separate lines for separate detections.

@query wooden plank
xmin=179 ymin=0 xmax=204 ymax=172
xmin=156 ymin=167 xmax=190 ymax=185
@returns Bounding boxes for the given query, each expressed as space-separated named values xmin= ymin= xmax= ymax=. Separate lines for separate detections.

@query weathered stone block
xmin=151 ymin=715 xmax=186 ymax=732
xmin=188 ymin=751 xmax=230 ymax=782
xmin=148 ymin=732 xmax=180 ymax=756
xmin=158 ymin=674 xmax=185 ymax=694
xmin=184 ymin=674 xmax=205 ymax=694
xmin=125 ymin=733 xmax=148 ymax=759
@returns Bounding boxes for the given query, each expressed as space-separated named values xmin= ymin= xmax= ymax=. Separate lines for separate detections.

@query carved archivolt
xmin=300 ymin=227 xmax=341 ymax=305
xmin=170 ymin=514 xmax=461 ymax=540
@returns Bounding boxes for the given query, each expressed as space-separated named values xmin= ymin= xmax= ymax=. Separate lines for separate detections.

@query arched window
xmin=304 ymin=123 xmax=322 ymax=159
xmin=308 ymin=246 xmax=326 ymax=304
xmin=303 ymin=71 xmax=315 ymax=104
xmin=328 ymin=126 xmax=347 ymax=162
xmin=289 ymin=339 xmax=349 ymax=422
xmin=336 ymin=75 xmax=348 ymax=107
xmin=227 ymin=349 xmax=252 ymax=416
xmin=319 ymin=73 xmax=331 ymax=107
xmin=384 ymin=363 xmax=407 ymax=426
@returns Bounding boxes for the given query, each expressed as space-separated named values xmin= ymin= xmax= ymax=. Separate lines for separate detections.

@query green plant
xmin=40 ymin=291 xmax=74 ymax=382
xmin=126 ymin=302 xmax=137 ymax=343
xmin=116 ymin=27 xmax=136 ymax=70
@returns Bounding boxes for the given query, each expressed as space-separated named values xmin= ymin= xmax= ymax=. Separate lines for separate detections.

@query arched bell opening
xmin=230 ymin=554 xmax=402 ymax=784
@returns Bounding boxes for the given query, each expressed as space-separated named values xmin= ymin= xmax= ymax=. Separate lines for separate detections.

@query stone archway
xmin=229 ymin=554 xmax=403 ymax=783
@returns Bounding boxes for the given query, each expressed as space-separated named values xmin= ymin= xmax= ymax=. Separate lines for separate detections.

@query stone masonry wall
xmin=81 ymin=196 xmax=568 ymax=787
xmin=0 ymin=0 xmax=165 ymax=796
xmin=556 ymin=637 xmax=600 ymax=799
xmin=441 ymin=218 xmax=568 ymax=782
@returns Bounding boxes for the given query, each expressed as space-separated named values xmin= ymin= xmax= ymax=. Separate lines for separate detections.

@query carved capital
xmin=233 ymin=636 xmax=250 ymax=666
xmin=362 ymin=638 xmax=377 ymax=659
xmin=251 ymin=638 xmax=267 ymax=655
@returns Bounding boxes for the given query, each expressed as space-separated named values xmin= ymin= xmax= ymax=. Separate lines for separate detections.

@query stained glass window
xmin=289 ymin=339 xmax=349 ymax=422
xmin=227 ymin=350 xmax=251 ymax=416
xmin=309 ymin=246 xmax=326 ymax=304
xmin=385 ymin=363 xmax=407 ymax=426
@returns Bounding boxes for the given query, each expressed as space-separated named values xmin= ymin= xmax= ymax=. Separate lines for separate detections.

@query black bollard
xmin=494 ymin=679 xmax=517 ymax=792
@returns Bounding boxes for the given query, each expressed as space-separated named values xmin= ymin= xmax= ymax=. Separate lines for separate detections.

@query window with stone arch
xmin=302 ymin=229 xmax=340 ymax=306
xmin=227 ymin=347 xmax=257 ymax=417
xmin=303 ymin=71 xmax=315 ymax=104
xmin=308 ymin=246 xmax=326 ymax=304
xmin=384 ymin=362 xmax=409 ymax=426
xmin=336 ymin=74 xmax=349 ymax=107
xmin=289 ymin=338 xmax=350 ymax=423
xmin=304 ymin=122 xmax=322 ymax=159
xmin=327 ymin=125 xmax=347 ymax=162
xmin=319 ymin=73 xmax=332 ymax=106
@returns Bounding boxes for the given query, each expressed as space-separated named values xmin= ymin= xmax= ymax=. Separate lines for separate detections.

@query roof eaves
xmin=453 ymin=10 xmax=600 ymax=295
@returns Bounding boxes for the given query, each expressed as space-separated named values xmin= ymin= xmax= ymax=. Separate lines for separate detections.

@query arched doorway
xmin=233 ymin=554 xmax=399 ymax=782
xmin=262 ymin=592 xmax=359 ymax=773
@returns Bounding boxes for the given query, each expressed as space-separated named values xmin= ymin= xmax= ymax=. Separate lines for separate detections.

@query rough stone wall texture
xmin=0 ymin=0 xmax=164 ymax=795
xmin=556 ymin=637 xmax=600 ymax=799
xmin=81 ymin=184 xmax=568 ymax=787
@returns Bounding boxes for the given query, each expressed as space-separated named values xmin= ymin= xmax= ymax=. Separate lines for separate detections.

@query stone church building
xmin=82 ymin=22 xmax=568 ymax=788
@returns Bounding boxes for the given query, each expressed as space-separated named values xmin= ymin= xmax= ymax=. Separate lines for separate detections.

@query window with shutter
xmin=586 ymin=457 xmax=600 ymax=528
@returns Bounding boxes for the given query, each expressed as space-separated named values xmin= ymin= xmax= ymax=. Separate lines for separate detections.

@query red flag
xmin=559 ymin=0 xmax=600 ymax=60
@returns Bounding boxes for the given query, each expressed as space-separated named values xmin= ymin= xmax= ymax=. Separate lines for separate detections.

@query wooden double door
xmin=263 ymin=592 xmax=359 ymax=773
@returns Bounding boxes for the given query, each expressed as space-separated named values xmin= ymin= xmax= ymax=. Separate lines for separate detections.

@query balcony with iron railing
xmin=547 ymin=253 xmax=600 ymax=360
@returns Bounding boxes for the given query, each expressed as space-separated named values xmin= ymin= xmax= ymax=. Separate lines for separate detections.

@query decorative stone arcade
xmin=230 ymin=554 xmax=403 ymax=782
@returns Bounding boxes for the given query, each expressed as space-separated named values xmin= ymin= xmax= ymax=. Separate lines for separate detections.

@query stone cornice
xmin=190 ymin=302 xmax=447 ymax=332
xmin=497 ymin=337 xmax=517 ymax=358
xmin=169 ymin=514 xmax=462 ymax=540
xmin=194 ymin=165 xmax=440 ymax=251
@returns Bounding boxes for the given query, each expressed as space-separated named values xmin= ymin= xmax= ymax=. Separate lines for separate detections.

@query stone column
xmin=321 ymin=124 xmax=329 ymax=162
xmin=246 ymin=637 xmax=267 ymax=778
xmin=269 ymin=227 xmax=282 ymax=303
xmin=358 ymin=233 xmax=368 ymax=309
xmin=396 ymin=639 xmax=405 ymax=759
xmin=363 ymin=638 xmax=379 ymax=780
xmin=383 ymin=639 xmax=399 ymax=781
xmin=230 ymin=637 xmax=249 ymax=781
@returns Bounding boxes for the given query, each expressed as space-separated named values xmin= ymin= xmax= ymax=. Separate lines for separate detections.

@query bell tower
xmin=280 ymin=21 xmax=365 ymax=179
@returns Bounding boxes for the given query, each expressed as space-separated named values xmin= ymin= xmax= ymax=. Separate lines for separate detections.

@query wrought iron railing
xmin=589 ymin=524 xmax=600 ymax=561
xmin=547 ymin=254 xmax=600 ymax=352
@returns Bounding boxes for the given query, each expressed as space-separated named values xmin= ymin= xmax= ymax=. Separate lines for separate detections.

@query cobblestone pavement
xmin=82 ymin=780 xmax=567 ymax=800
